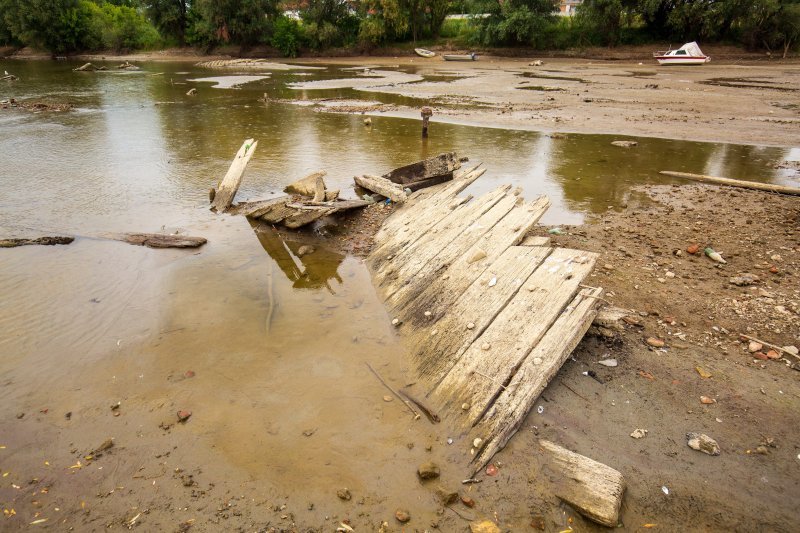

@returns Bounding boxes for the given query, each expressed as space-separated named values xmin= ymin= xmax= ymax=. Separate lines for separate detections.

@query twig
xmin=365 ymin=363 xmax=420 ymax=419
xmin=266 ymin=261 xmax=275 ymax=333
xmin=561 ymin=381 xmax=590 ymax=402
xmin=399 ymin=390 xmax=440 ymax=424
xmin=446 ymin=506 xmax=475 ymax=522
xmin=740 ymin=334 xmax=800 ymax=362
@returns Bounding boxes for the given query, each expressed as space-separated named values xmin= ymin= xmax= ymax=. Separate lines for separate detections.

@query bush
xmin=100 ymin=3 xmax=161 ymax=51
xmin=272 ymin=15 xmax=301 ymax=57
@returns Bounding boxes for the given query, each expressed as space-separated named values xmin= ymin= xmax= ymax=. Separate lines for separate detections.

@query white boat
xmin=415 ymin=48 xmax=435 ymax=58
xmin=653 ymin=42 xmax=710 ymax=65
xmin=443 ymin=53 xmax=477 ymax=62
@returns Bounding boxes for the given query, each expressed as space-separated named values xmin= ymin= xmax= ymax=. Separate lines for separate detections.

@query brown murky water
xmin=1 ymin=60 xmax=798 ymax=530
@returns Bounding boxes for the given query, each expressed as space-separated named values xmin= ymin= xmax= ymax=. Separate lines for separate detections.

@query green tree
xmin=192 ymin=0 xmax=278 ymax=46
xmin=473 ymin=0 xmax=557 ymax=46
xmin=145 ymin=0 xmax=190 ymax=44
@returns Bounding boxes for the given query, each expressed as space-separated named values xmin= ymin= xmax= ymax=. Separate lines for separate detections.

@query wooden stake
xmin=660 ymin=171 xmax=800 ymax=196
xmin=211 ymin=139 xmax=258 ymax=212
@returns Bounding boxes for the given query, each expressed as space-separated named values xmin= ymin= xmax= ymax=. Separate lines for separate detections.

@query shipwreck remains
xmin=368 ymin=165 xmax=604 ymax=473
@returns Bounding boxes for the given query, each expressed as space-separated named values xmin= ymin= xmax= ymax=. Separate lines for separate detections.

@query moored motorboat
xmin=443 ymin=53 xmax=477 ymax=61
xmin=415 ymin=48 xmax=436 ymax=58
xmin=653 ymin=42 xmax=710 ymax=65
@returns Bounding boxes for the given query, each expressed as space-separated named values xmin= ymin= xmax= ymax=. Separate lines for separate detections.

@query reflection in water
xmin=253 ymin=225 xmax=345 ymax=291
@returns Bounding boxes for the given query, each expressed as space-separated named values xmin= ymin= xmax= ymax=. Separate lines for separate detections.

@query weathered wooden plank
xmin=211 ymin=139 xmax=257 ymax=212
xmin=660 ymin=170 xmax=800 ymax=196
xmin=470 ymin=287 xmax=603 ymax=472
xmin=536 ymin=440 xmax=625 ymax=528
xmin=404 ymin=173 xmax=453 ymax=192
xmin=387 ymin=196 xmax=551 ymax=315
xmin=382 ymin=152 xmax=460 ymax=184
xmin=259 ymin=202 xmax=299 ymax=224
xmin=312 ymin=175 xmax=326 ymax=202
xmin=406 ymin=246 xmax=553 ymax=386
xmin=284 ymin=170 xmax=327 ymax=196
xmin=228 ymin=198 xmax=288 ymax=217
xmin=380 ymin=191 xmax=522 ymax=302
xmin=521 ymin=235 xmax=550 ymax=246
xmin=430 ymin=248 xmax=598 ymax=422
xmin=282 ymin=207 xmax=336 ymax=229
xmin=374 ymin=185 xmax=510 ymax=288
xmin=109 ymin=233 xmax=207 ymax=249
xmin=354 ymin=174 xmax=409 ymax=203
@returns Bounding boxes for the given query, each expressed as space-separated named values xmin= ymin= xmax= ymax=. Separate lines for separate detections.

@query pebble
xmin=461 ymin=403 xmax=470 ymax=410
xmin=753 ymin=351 xmax=769 ymax=360
xmin=687 ymin=244 xmax=700 ymax=254
xmin=391 ymin=318 xmax=400 ymax=326
xmin=646 ymin=337 xmax=665 ymax=348
xmin=665 ymin=271 xmax=675 ymax=278
xmin=424 ymin=311 xmax=432 ymax=317
xmin=604 ymin=263 xmax=614 ymax=270
xmin=657 ymin=277 xmax=666 ymax=283
xmin=394 ymin=509 xmax=410 ymax=523
xmin=748 ymin=341 xmax=763 ymax=353
xmin=686 ymin=432 xmax=720 ymax=456
xmin=766 ymin=350 xmax=780 ymax=360
xmin=730 ymin=273 xmax=759 ymax=286
xmin=383 ymin=395 xmax=393 ymax=402
xmin=470 ymin=520 xmax=501 ymax=533
xmin=598 ymin=358 xmax=618 ymax=367
xmin=630 ymin=428 xmax=648 ymax=439
xmin=461 ymin=495 xmax=476 ymax=508
xmin=700 ymin=396 xmax=716 ymax=404
xmin=337 ymin=488 xmax=351 ymax=501
xmin=417 ymin=462 xmax=440 ymax=480
xmin=481 ymin=342 xmax=491 ymax=351
xmin=473 ymin=437 xmax=483 ymax=448
xmin=466 ymin=322 xmax=475 ymax=330
xmin=435 ymin=486 xmax=459 ymax=505
xmin=297 ymin=245 xmax=315 ymax=257
xmin=177 ymin=410 xmax=192 ymax=422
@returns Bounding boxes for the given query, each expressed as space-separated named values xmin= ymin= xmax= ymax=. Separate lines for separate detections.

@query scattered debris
xmin=729 ymin=273 xmax=759 ymax=286
xmin=630 ymin=428 xmax=648 ymax=439
xmin=598 ymin=358 xmax=618 ymax=367
xmin=611 ymin=140 xmax=638 ymax=148
xmin=686 ymin=432 xmax=720 ymax=456
xmin=186 ymin=88 xmax=197 ymax=96
xmin=470 ymin=520 xmax=501 ymax=533
xmin=336 ymin=488 xmax=351 ymax=500
xmin=700 ymin=396 xmax=717 ymax=404
xmin=646 ymin=337 xmax=665 ymax=348
xmin=354 ymin=174 xmax=409 ymax=203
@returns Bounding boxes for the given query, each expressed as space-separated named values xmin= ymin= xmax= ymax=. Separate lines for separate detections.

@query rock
xmin=363 ymin=117 xmax=372 ymax=126
xmin=646 ymin=337 xmax=665 ymax=348
xmin=391 ymin=318 xmax=400 ymax=326
xmin=473 ymin=437 xmax=483 ymax=448
xmin=417 ymin=462 xmax=440 ymax=480
xmin=461 ymin=495 xmax=476 ymax=508
xmin=687 ymin=244 xmax=700 ymax=254
xmin=383 ymin=395 xmax=393 ymax=402
xmin=686 ymin=432 xmax=720 ymax=456
xmin=470 ymin=520 xmax=501 ymax=533
xmin=481 ymin=342 xmax=491 ymax=351
xmin=665 ymin=271 xmax=675 ymax=278
xmin=730 ymin=273 xmax=759 ymax=286
xmin=337 ymin=488 xmax=352 ymax=500
xmin=766 ymin=349 xmax=780 ymax=360
xmin=177 ymin=410 xmax=192 ymax=422
xmin=611 ymin=140 xmax=638 ymax=148
xmin=700 ymin=396 xmax=716 ymax=404
xmin=630 ymin=428 xmax=648 ymax=439
xmin=748 ymin=341 xmax=763 ymax=353
xmin=297 ymin=245 xmax=315 ymax=257
xmin=468 ymin=249 xmax=487 ymax=263
xmin=95 ymin=438 xmax=114 ymax=452
xmin=598 ymin=358 xmax=618 ymax=367
xmin=435 ymin=486 xmax=459 ymax=505
xmin=603 ymin=263 xmax=614 ymax=270
xmin=783 ymin=346 xmax=799 ymax=356
xmin=753 ymin=351 xmax=769 ymax=360
xmin=394 ymin=509 xmax=410 ymax=523
xmin=466 ymin=322 xmax=475 ymax=330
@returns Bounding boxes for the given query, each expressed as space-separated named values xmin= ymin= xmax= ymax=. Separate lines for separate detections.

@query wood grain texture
xmin=355 ymin=174 xmax=409 ymax=203
xmin=660 ymin=170 xmax=800 ymax=196
xmin=211 ymin=139 xmax=257 ymax=212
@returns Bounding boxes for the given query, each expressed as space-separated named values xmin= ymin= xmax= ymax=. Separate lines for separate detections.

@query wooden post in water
xmin=421 ymin=107 xmax=432 ymax=138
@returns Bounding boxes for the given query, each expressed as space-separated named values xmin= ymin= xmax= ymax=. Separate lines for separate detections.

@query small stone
xmin=394 ymin=509 xmax=410 ymax=523
xmin=730 ymin=273 xmax=759 ymax=287
xmin=470 ymin=520 xmax=501 ymax=533
xmin=466 ymin=322 xmax=475 ymax=330
xmin=748 ymin=341 xmax=763 ymax=353
xmin=337 ymin=488 xmax=351 ymax=501
xmin=297 ymin=245 xmax=315 ymax=257
xmin=177 ymin=410 xmax=192 ymax=422
xmin=485 ymin=464 xmax=498 ymax=476
xmin=16 ymin=412 xmax=24 ymax=419
xmin=770 ymin=266 xmax=779 ymax=274
xmin=765 ymin=350 xmax=780 ymax=360
xmin=424 ymin=311 xmax=432 ymax=317
xmin=363 ymin=117 xmax=372 ymax=126
xmin=391 ymin=318 xmax=400 ymax=326
xmin=473 ymin=437 xmax=483 ymax=448
xmin=611 ymin=140 xmax=638 ymax=148
xmin=598 ymin=358 xmax=618 ymax=367
xmin=754 ymin=446 xmax=769 ymax=455
xmin=435 ymin=486 xmax=459 ymax=505
xmin=461 ymin=495 xmax=476 ymax=508
xmin=665 ymin=271 xmax=675 ymax=278
xmin=687 ymin=244 xmax=700 ymax=254
xmin=481 ymin=343 xmax=491 ymax=351
xmin=630 ymin=428 xmax=648 ymax=439
xmin=383 ymin=395 xmax=393 ymax=402
xmin=603 ymin=263 xmax=613 ymax=270
xmin=532 ymin=357 xmax=543 ymax=365
xmin=646 ymin=337 xmax=665 ymax=348
xmin=417 ymin=462 xmax=440 ymax=480
xmin=686 ymin=432 xmax=720 ymax=456
xmin=753 ymin=351 xmax=769 ymax=360
xmin=700 ymin=396 xmax=716 ymax=404
xmin=771 ymin=254 xmax=782 ymax=261
xmin=461 ymin=403 xmax=470 ymax=410
xmin=657 ymin=277 xmax=666 ymax=283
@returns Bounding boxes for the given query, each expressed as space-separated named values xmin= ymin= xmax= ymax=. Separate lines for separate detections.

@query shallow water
xmin=0 ymin=59 xmax=798 ymax=526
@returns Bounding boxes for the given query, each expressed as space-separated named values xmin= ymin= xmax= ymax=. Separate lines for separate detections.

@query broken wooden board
xmin=210 ymin=139 xmax=257 ymax=212
xmin=354 ymin=175 xmax=408 ymax=203
xmin=109 ymin=233 xmax=207 ymax=249
xmin=1 ymin=236 xmax=74 ymax=248
xmin=284 ymin=171 xmax=327 ymax=196
xmin=382 ymin=152 xmax=461 ymax=185
xmin=368 ymin=164 xmax=601 ymax=472
xmin=535 ymin=440 xmax=625 ymax=527
xmin=229 ymin=195 xmax=370 ymax=229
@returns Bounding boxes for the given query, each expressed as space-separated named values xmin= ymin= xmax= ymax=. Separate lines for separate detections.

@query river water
xmin=0 ymin=60 xmax=798 ymax=530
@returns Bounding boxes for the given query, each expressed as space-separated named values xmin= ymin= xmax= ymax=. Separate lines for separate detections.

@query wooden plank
xmin=521 ymin=235 xmax=550 ymax=246
xmin=429 ymin=248 xmax=598 ymax=423
xmin=211 ymin=139 xmax=257 ymax=212
xmin=228 ymin=197 xmax=288 ymax=217
xmin=470 ymin=287 xmax=603 ymax=472
xmin=259 ymin=202 xmax=298 ymax=224
xmin=374 ymin=185 xmax=510 ymax=288
xmin=660 ymin=170 xmax=800 ymax=196
xmin=284 ymin=170 xmax=327 ymax=196
xmin=382 ymin=152 xmax=460 ymax=184
xmin=312 ymin=175 xmax=326 ymax=202
xmin=109 ymin=233 xmax=207 ymax=249
xmin=535 ymin=440 xmax=625 ymax=528
xmin=282 ymin=207 xmax=336 ymax=229
xmin=406 ymin=246 xmax=553 ymax=387
xmin=354 ymin=175 xmax=409 ymax=203
xmin=387 ymin=196 xmax=551 ymax=315
xmin=404 ymin=173 xmax=453 ymax=192
xmin=380 ymin=191 xmax=522 ymax=302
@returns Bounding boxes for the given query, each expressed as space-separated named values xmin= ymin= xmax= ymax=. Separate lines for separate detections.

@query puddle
xmin=188 ymin=75 xmax=270 ymax=88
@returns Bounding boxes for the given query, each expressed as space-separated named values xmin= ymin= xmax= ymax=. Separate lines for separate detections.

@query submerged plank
xmin=355 ymin=174 xmax=408 ymax=203
xmin=228 ymin=197 xmax=288 ymax=217
xmin=470 ymin=286 xmax=603 ymax=472
xmin=111 ymin=233 xmax=207 ymax=248
xmin=211 ymin=139 xmax=257 ymax=212
xmin=430 ymin=248 xmax=598 ymax=423
xmin=383 ymin=152 xmax=460 ymax=184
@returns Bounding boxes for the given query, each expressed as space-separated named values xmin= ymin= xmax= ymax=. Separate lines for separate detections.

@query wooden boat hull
xmin=443 ymin=53 xmax=476 ymax=61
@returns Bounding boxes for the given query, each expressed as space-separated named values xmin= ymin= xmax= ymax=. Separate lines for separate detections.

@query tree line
xmin=0 ymin=1 xmax=798 ymax=57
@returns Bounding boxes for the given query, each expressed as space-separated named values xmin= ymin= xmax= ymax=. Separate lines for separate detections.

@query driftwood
xmin=73 ymin=63 xmax=107 ymax=72
xmin=538 ymin=440 xmax=625 ymax=528
xmin=312 ymin=175 xmax=326 ymax=202
xmin=284 ymin=171 xmax=327 ymax=196
xmin=230 ymin=196 xmax=371 ymax=229
xmin=107 ymin=233 xmax=207 ymax=249
xmin=383 ymin=152 xmax=461 ymax=185
xmin=1 ymin=73 xmax=18 ymax=81
xmin=117 ymin=61 xmax=139 ymax=70
xmin=354 ymin=175 xmax=408 ymax=203
xmin=1 ymin=236 xmax=74 ymax=248
xmin=211 ymin=139 xmax=258 ymax=212
xmin=660 ymin=170 xmax=800 ymax=196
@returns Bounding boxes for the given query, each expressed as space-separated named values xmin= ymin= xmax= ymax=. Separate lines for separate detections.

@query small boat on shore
xmin=415 ymin=48 xmax=435 ymax=58
xmin=443 ymin=53 xmax=477 ymax=62
xmin=653 ymin=42 xmax=710 ymax=65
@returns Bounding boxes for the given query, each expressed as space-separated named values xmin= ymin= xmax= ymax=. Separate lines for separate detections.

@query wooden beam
xmin=211 ymin=139 xmax=258 ymax=212
xmin=382 ymin=152 xmax=461 ymax=185
xmin=109 ymin=233 xmax=207 ymax=249
xmin=660 ymin=171 xmax=800 ymax=196
xmin=284 ymin=171 xmax=327 ymax=197
xmin=355 ymin=174 xmax=409 ymax=203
